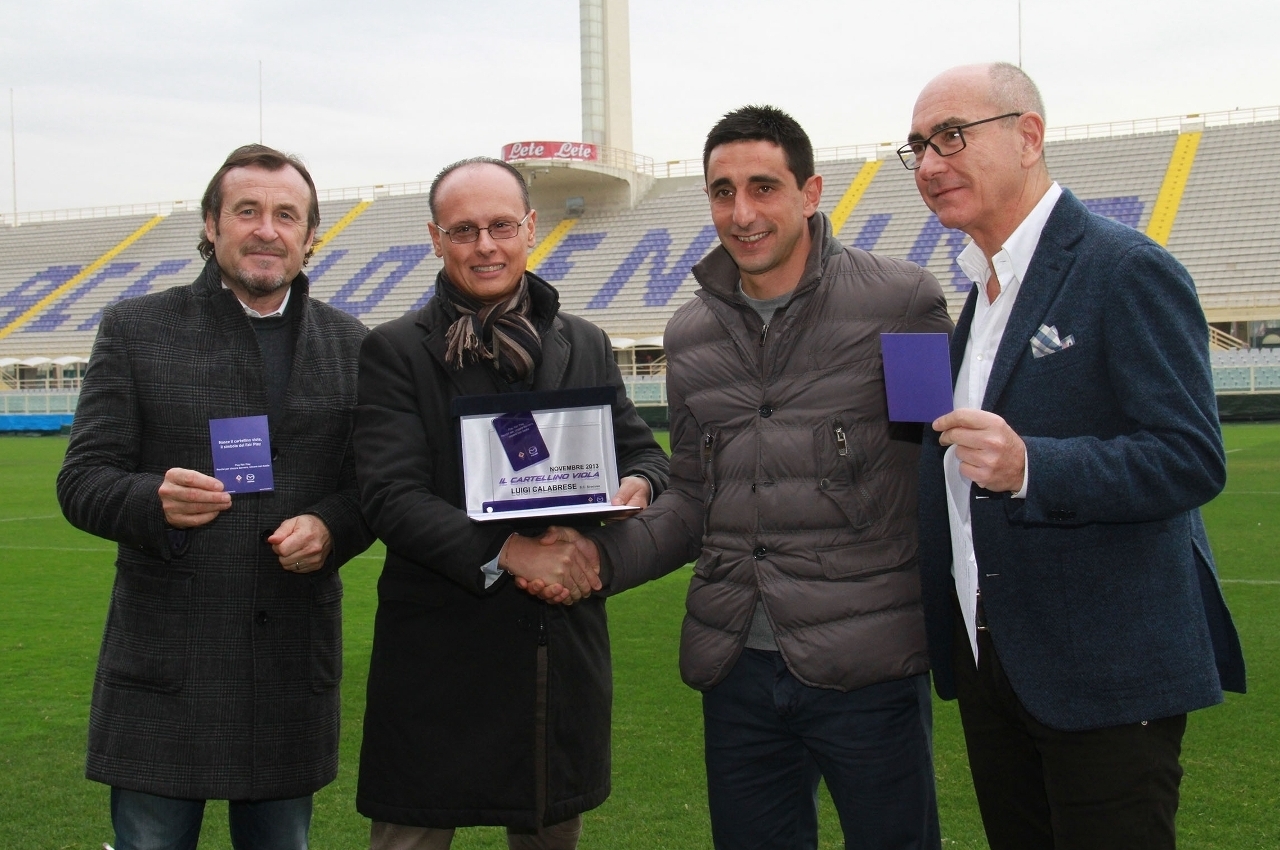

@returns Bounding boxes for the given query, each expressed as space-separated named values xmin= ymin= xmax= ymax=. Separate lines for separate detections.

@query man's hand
xmin=159 ymin=467 xmax=232 ymax=528
xmin=513 ymin=526 xmax=603 ymax=604
xmin=268 ymin=514 xmax=333 ymax=574
xmin=500 ymin=530 xmax=601 ymax=605
xmin=933 ymin=408 xmax=1026 ymax=493
xmin=611 ymin=475 xmax=651 ymax=509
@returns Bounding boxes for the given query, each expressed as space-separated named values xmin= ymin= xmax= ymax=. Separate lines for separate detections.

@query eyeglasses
xmin=435 ymin=211 xmax=532 ymax=244
xmin=897 ymin=113 xmax=1023 ymax=170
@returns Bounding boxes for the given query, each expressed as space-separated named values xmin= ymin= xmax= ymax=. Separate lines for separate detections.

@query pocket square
xmin=1030 ymin=324 xmax=1075 ymax=359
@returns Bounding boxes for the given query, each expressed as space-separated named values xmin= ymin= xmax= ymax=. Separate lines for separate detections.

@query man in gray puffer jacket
xmin=533 ymin=106 xmax=954 ymax=849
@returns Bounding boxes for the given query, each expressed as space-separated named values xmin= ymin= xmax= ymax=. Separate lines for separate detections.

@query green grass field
xmin=1 ymin=426 xmax=1276 ymax=848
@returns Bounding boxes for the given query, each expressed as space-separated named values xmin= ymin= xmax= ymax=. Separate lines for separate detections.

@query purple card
xmin=209 ymin=415 xmax=274 ymax=493
xmin=492 ymin=411 xmax=550 ymax=472
xmin=880 ymin=333 xmax=955 ymax=423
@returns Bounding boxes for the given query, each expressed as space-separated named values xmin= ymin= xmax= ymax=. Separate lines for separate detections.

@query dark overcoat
xmin=354 ymin=273 xmax=669 ymax=829
xmin=917 ymin=190 xmax=1246 ymax=732
xmin=57 ymin=259 xmax=373 ymax=800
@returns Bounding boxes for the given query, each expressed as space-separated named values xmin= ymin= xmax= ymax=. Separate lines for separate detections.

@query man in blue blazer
xmin=905 ymin=63 xmax=1245 ymax=849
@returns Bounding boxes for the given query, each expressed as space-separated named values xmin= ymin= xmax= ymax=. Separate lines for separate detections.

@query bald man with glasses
xmin=906 ymin=63 xmax=1245 ymax=850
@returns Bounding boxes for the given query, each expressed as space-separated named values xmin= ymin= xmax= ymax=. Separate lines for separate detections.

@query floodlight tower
xmin=580 ymin=0 xmax=633 ymax=153
xmin=506 ymin=0 xmax=645 ymax=215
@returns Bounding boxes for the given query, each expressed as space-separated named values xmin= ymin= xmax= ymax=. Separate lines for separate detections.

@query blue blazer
xmin=917 ymin=189 xmax=1246 ymax=732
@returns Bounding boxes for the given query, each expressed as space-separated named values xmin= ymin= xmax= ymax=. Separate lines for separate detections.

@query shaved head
xmin=908 ymin=62 xmax=1053 ymax=257
xmin=988 ymin=62 xmax=1046 ymax=123
xmin=918 ymin=62 xmax=1045 ymax=123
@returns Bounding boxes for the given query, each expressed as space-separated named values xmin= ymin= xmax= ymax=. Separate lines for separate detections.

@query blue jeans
xmin=702 ymin=649 xmax=940 ymax=850
xmin=110 ymin=787 xmax=312 ymax=850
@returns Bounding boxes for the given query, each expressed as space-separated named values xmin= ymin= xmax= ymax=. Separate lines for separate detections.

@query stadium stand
xmin=1211 ymin=347 xmax=1280 ymax=390
xmin=1168 ymin=119 xmax=1280 ymax=318
xmin=2 ymin=108 xmax=1279 ymax=425
xmin=542 ymin=181 xmax=716 ymax=335
xmin=0 ymin=213 xmax=161 ymax=344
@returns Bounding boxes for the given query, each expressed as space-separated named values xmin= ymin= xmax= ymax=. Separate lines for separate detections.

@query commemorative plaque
xmin=452 ymin=386 xmax=637 ymax=522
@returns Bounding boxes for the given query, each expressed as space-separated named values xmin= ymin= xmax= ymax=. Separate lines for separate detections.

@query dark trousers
xmin=702 ymin=648 xmax=940 ymax=850
xmin=953 ymin=613 xmax=1186 ymax=850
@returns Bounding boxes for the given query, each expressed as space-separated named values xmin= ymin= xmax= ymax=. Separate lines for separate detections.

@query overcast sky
xmin=2 ymin=0 xmax=1277 ymax=213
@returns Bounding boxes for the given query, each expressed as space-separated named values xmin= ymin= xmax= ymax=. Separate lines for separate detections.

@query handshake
xmin=494 ymin=474 xmax=650 ymax=605
xmin=499 ymin=526 xmax=601 ymax=605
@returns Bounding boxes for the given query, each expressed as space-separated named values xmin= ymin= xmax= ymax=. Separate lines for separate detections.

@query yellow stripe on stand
xmin=1145 ymin=132 xmax=1201 ymax=247
xmin=311 ymin=199 xmax=373 ymax=255
xmin=528 ymin=218 xmax=579 ymax=272
xmin=0 ymin=214 xmax=165 ymax=340
xmin=829 ymin=160 xmax=883 ymax=237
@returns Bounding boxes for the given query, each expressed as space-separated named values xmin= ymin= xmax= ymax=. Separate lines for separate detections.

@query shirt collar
xmin=222 ymin=280 xmax=293 ymax=319
xmin=956 ymin=181 xmax=1063 ymax=289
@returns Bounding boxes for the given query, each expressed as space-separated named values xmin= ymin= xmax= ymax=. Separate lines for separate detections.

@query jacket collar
xmin=193 ymin=256 xmax=312 ymax=340
xmin=951 ymin=188 xmax=1087 ymax=409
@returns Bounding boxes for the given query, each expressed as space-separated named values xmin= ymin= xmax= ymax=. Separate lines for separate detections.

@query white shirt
xmin=945 ymin=181 xmax=1062 ymax=662
xmin=222 ymin=280 xmax=293 ymax=319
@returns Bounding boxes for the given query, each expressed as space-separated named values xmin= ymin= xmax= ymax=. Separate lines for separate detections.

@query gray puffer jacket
xmin=593 ymin=212 xmax=952 ymax=692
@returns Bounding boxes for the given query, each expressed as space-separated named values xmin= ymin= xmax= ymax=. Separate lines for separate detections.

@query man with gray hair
xmin=905 ymin=63 xmax=1245 ymax=848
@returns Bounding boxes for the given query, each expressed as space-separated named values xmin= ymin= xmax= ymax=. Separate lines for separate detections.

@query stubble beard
xmin=728 ymin=238 xmax=782 ymax=279
xmin=233 ymin=266 xmax=289 ymax=298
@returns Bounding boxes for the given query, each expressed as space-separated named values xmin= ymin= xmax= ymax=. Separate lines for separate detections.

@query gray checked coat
xmin=57 ymin=258 xmax=374 ymax=800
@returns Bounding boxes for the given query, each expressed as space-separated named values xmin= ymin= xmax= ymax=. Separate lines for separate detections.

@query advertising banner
xmin=502 ymin=140 xmax=599 ymax=162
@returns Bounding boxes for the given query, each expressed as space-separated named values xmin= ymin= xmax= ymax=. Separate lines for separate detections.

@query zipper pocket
xmin=819 ymin=418 xmax=880 ymax=530
xmin=701 ymin=427 xmax=720 ymax=517
xmin=834 ymin=424 xmax=849 ymax=457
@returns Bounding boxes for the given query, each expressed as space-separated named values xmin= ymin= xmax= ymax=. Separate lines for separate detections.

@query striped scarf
xmin=441 ymin=272 xmax=542 ymax=384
